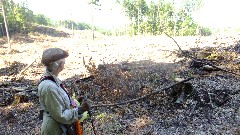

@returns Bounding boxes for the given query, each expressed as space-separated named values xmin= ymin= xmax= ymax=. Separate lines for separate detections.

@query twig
xmin=18 ymin=56 xmax=39 ymax=76
xmin=195 ymin=60 xmax=240 ymax=76
xmin=91 ymin=77 xmax=194 ymax=108
xmin=88 ymin=111 xmax=97 ymax=135
xmin=164 ymin=32 xmax=184 ymax=53
xmin=207 ymin=92 xmax=213 ymax=109
xmin=164 ymin=32 xmax=240 ymax=77
xmin=105 ymin=101 xmax=125 ymax=110
xmin=0 ymin=87 xmax=36 ymax=92
xmin=189 ymin=101 xmax=197 ymax=117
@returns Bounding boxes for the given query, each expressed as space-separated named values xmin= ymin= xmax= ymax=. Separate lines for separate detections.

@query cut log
xmin=170 ymin=77 xmax=193 ymax=105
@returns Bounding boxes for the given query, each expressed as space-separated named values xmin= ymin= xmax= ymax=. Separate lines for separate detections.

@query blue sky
xmin=14 ymin=0 xmax=240 ymax=29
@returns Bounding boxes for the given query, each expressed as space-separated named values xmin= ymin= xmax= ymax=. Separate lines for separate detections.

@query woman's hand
xmin=78 ymin=99 xmax=92 ymax=114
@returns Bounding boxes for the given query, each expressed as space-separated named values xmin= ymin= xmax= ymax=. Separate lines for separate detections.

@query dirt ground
xmin=0 ymin=26 xmax=240 ymax=135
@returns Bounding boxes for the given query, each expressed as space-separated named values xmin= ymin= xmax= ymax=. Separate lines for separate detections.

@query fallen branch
xmin=0 ymin=87 xmax=36 ymax=92
xmin=197 ymin=61 xmax=240 ymax=76
xmin=189 ymin=101 xmax=197 ymax=117
xmin=164 ymin=32 xmax=184 ymax=53
xmin=164 ymin=32 xmax=240 ymax=76
xmin=91 ymin=77 xmax=194 ymax=108
xmin=18 ymin=56 xmax=39 ymax=76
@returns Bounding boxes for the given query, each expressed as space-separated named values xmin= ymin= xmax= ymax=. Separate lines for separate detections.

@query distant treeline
xmin=0 ymin=0 xmax=97 ymax=37
xmin=0 ymin=0 xmax=211 ymax=37
xmin=54 ymin=20 xmax=91 ymax=30
xmin=118 ymin=0 xmax=212 ymax=36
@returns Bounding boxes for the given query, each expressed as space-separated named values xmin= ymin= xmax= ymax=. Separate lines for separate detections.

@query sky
xmin=13 ymin=0 xmax=240 ymax=29
xmin=16 ymin=0 xmax=128 ymax=29
xmin=195 ymin=0 xmax=240 ymax=28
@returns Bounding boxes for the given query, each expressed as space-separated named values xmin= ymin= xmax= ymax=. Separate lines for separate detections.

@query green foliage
xmin=34 ymin=14 xmax=50 ymax=26
xmin=89 ymin=112 xmax=123 ymax=134
xmin=120 ymin=0 xmax=210 ymax=36
xmin=54 ymin=19 xmax=112 ymax=36
xmin=0 ymin=0 xmax=51 ymax=36
xmin=176 ymin=10 xmax=198 ymax=36
xmin=0 ymin=0 xmax=211 ymax=37
xmin=88 ymin=0 xmax=100 ymax=5
xmin=96 ymin=27 xmax=112 ymax=36
xmin=199 ymin=26 xmax=212 ymax=36
xmin=0 ymin=0 xmax=96 ymax=37
xmin=55 ymin=20 xmax=92 ymax=30
xmin=123 ymin=0 xmax=149 ymax=35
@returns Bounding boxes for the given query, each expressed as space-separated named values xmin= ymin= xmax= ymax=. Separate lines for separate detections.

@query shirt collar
xmin=43 ymin=68 xmax=62 ymax=86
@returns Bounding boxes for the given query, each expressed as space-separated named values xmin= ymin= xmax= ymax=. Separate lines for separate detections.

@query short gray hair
xmin=46 ymin=59 xmax=65 ymax=72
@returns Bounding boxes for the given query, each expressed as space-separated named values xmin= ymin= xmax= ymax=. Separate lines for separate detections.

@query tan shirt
xmin=38 ymin=70 xmax=79 ymax=135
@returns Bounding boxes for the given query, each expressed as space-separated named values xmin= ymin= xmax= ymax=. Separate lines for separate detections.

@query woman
xmin=38 ymin=48 xmax=90 ymax=135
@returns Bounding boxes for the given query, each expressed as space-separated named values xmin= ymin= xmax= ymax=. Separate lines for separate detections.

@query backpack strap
xmin=40 ymin=76 xmax=69 ymax=94
xmin=39 ymin=76 xmax=83 ymax=134
xmin=40 ymin=76 xmax=56 ymax=83
xmin=39 ymin=76 xmax=73 ymax=106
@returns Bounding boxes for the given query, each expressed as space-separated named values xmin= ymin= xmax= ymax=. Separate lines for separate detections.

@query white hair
xmin=46 ymin=59 xmax=65 ymax=72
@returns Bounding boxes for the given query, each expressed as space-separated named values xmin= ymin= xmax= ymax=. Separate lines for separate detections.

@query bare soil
xmin=0 ymin=26 xmax=240 ymax=135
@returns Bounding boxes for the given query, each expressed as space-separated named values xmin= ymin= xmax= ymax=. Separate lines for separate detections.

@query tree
xmin=147 ymin=1 xmax=158 ymax=35
xmin=34 ymin=14 xmax=50 ymax=26
xmin=0 ymin=0 xmax=52 ymax=37
xmin=0 ymin=0 xmax=10 ymax=48
xmin=87 ymin=0 xmax=101 ymax=39
xmin=199 ymin=26 xmax=212 ymax=36
xmin=118 ymin=0 xmax=206 ymax=36
xmin=181 ymin=0 xmax=203 ymax=35
xmin=122 ymin=0 xmax=148 ymax=35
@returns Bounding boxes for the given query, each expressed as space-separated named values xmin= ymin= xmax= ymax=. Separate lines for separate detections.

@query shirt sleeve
xmin=43 ymin=84 xmax=79 ymax=124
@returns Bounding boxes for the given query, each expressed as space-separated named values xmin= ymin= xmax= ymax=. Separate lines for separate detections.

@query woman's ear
xmin=60 ymin=62 xmax=65 ymax=68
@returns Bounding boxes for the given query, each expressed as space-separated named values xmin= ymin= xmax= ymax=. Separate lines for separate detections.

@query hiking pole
xmin=83 ymin=95 xmax=97 ymax=135
xmin=88 ymin=110 xmax=97 ymax=135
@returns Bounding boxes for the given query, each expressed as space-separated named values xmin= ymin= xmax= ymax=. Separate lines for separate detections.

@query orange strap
xmin=75 ymin=120 xmax=83 ymax=135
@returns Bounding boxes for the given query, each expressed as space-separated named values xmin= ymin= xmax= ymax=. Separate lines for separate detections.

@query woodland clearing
xmin=0 ymin=25 xmax=239 ymax=135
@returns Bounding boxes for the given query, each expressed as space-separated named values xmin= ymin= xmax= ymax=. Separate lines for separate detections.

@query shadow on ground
xmin=0 ymin=61 xmax=27 ymax=76
xmin=65 ymin=60 xmax=179 ymax=102
xmin=0 ymin=41 xmax=240 ymax=134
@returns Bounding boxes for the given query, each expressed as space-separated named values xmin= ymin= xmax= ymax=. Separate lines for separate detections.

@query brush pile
xmin=0 ymin=28 xmax=239 ymax=134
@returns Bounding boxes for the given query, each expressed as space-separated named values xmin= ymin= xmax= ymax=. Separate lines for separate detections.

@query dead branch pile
xmin=64 ymin=38 xmax=240 ymax=134
xmin=0 ymin=34 xmax=240 ymax=134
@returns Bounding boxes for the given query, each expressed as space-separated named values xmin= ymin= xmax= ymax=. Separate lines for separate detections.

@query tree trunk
xmin=1 ymin=0 xmax=10 ymax=49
